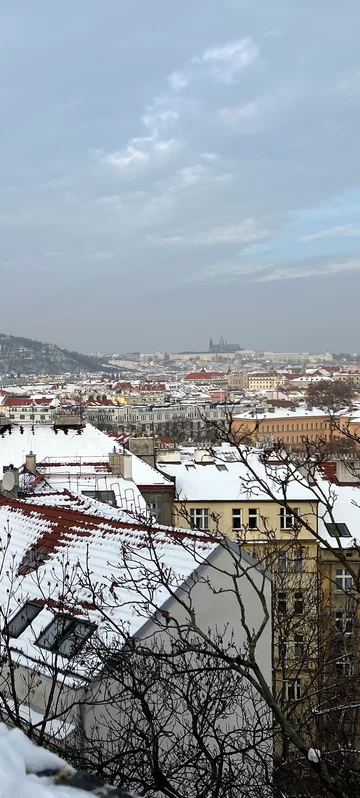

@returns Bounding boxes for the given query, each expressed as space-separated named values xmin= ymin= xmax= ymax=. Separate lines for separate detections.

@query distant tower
xmin=209 ymin=337 xmax=214 ymax=353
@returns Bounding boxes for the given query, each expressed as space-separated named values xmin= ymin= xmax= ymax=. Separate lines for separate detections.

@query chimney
xmin=109 ymin=449 xmax=133 ymax=480
xmin=25 ymin=451 xmax=37 ymax=474
xmin=126 ymin=437 xmax=155 ymax=467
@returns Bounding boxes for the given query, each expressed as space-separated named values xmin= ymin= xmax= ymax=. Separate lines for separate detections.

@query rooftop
xmin=158 ymin=444 xmax=315 ymax=503
xmin=0 ymin=423 xmax=173 ymax=488
xmin=0 ymin=491 xmax=214 ymax=679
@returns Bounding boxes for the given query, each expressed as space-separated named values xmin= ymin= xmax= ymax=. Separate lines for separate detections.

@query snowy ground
xmin=0 ymin=724 xmax=133 ymax=798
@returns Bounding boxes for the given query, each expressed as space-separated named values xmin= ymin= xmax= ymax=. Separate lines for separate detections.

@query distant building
xmin=209 ymin=336 xmax=241 ymax=354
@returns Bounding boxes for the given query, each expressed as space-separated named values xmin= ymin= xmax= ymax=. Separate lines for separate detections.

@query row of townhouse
xmin=84 ymin=401 xmax=243 ymax=434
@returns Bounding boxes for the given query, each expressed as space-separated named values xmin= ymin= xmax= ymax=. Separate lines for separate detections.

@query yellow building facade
xmin=232 ymin=411 xmax=356 ymax=447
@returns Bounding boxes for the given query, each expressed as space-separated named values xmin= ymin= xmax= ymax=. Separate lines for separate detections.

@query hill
xmin=0 ymin=333 xmax=115 ymax=375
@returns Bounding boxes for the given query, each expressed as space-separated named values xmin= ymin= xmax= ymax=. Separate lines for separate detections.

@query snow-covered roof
xmin=315 ymin=477 xmax=360 ymax=548
xmin=27 ymin=461 xmax=147 ymax=514
xmin=0 ymin=492 xmax=214 ymax=680
xmin=158 ymin=447 xmax=314 ymax=502
xmin=0 ymin=423 xmax=172 ymax=488
xmin=233 ymin=406 xmax=355 ymax=421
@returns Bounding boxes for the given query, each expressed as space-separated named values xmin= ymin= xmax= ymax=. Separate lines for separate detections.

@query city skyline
xmin=0 ymin=1 xmax=359 ymax=352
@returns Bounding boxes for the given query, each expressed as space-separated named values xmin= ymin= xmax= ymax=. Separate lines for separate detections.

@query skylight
xmin=5 ymin=602 xmax=42 ymax=638
xmin=324 ymin=522 xmax=351 ymax=538
xmin=36 ymin=615 xmax=96 ymax=657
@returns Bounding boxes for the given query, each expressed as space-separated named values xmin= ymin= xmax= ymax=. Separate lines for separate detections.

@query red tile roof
xmin=184 ymin=371 xmax=226 ymax=380
xmin=0 ymin=493 xmax=209 ymax=568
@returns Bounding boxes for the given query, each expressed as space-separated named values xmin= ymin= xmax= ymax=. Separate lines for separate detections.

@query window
xmin=147 ymin=496 xmax=161 ymax=522
xmin=278 ymin=637 xmax=288 ymax=663
xmin=248 ymin=508 xmax=258 ymax=529
xmin=190 ymin=508 xmax=209 ymax=531
xmin=185 ymin=464 xmax=195 ymax=470
xmin=335 ymin=611 xmax=354 ymax=636
xmin=335 ymin=656 xmax=354 ymax=676
xmin=286 ymin=678 xmax=301 ymax=701
xmin=294 ymin=633 xmax=304 ymax=660
xmin=278 ymin=592 xmax=287 ymax=614
xmin=4 ymin=602 xmax=42 ymax=638
xmin=216 ymin=464 xmax=228 ymax=471
xmin=82 ymin=490 xmax=116 ymax=505
xmin=232 ymin=508 xmax=242 ymax=530
xmin=293 ymin=549 xmax=303 ymax=572
xmin=278 ymin=551 xmax=287 ymax=572
xmin=325 ymin=522 xmax=351 ymax=538
xmin=294 ymin=591 xmax=303 ymax=615
xmin=280 ymin=507 xmax=299 ymax=530
xmin=36 ymin=615 xmax=96 ymax=657
xmin=335 ymin=569 xmax=353 ymax=592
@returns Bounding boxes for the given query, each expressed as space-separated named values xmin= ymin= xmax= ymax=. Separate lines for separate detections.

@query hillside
xmin=0 ymin=333 xmax=115 ymax=375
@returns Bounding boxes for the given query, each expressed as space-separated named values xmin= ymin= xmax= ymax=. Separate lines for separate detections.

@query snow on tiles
xmin=0 ymin=491 xmax=214 ymax=682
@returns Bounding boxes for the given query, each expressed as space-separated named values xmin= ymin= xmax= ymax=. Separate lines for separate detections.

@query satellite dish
xmin=2 ymin=471 xmax=15 ymax=491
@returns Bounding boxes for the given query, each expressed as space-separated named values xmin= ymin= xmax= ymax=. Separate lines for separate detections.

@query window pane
xmin=294 ymin=549 xmax=303 ymax=571
xmin=6 ymin=603 xmax=42 ymax=638
xmin=232 ymin=509 xmax=242 ymax=529
xmin=294 ymin=592 xmax=303 ymax=614
xmin=37 ymin=616 xmax=73 ymax=651
xmin=248 ymin=509 xmax=258 ymax=529
xmin=278 ymin=552 xmax=287 ymax=572
xmin=58 ymin=621 xmax=93 ymax=657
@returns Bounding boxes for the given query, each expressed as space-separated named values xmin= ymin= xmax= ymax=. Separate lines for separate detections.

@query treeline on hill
xmin=0 ymin=333 xmax=115 ymax=375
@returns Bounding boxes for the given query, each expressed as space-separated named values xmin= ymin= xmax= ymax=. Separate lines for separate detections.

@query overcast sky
xmin=1 ymin=1 xmax=359 ymax=354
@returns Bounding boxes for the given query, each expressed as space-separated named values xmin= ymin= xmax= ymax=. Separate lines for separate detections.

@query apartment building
xmin=158 ymin=444 xmax=319 ymax=709
xmin=158 ymin=444 xmax=360 ymax=720
xmin=227 ymin=371 xmax=249 ymax=390
xmin=232 ymin=407 xmax=358 ymax=447
xmin=0 ymin=396 xmax=59 ymax=423
xmin=85 ymin=401 xmax=243 ymax=437
xmin=247 ymin=372 xmax=285 ymax=391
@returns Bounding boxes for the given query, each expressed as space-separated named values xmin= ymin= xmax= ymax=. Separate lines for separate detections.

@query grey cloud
xmin=0 ymin=0 xmax=359 ymax=351
xmin=254 ymin=256 xmax=360 ymax=283
xmin=302 ymin=224 xmax=360 ymax=242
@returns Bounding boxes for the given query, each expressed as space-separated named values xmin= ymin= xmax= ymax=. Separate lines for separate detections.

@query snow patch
xmin=308 ymin=747 xmax=321 ymax=763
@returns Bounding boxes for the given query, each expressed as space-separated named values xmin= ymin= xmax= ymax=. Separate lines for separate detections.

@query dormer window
xmin=325 ymin=522 xmax=351 ymax=538
xmin=4 ymin=602 xmax=42 ymax=638
xmin=36 ymin=615 xmax=96 ymax=657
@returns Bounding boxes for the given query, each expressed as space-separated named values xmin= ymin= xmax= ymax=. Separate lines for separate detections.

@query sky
xmin=1 ymin=0 xmax=360 ymax=354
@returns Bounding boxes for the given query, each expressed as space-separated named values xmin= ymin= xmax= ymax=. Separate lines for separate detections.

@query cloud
xmin=194 ymin=218 xmax=269 ymax=245
xmin=198 ymin=39 xmax=260 ymax=83
xmin=201 ymin=152 xmax=219 ymax=162
xmin=167 ymin=37 xmax=260 ymax=92
xmin=302 ymin=223 xmax=360 ymax=241
xmin=175 ymin=164 xmax=210 ymax=188
xmin=168 ymin=70 xmax=189 ymax=91
xmin=103 ymin=137 xmax=182 ymax=172
xmin=255 ymin=256 xmax=360 ymax=282
xmin=219 ymin=101 xmax=259 ymax=125
xmin=142 ymin=109 xmax=179 ymax=133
